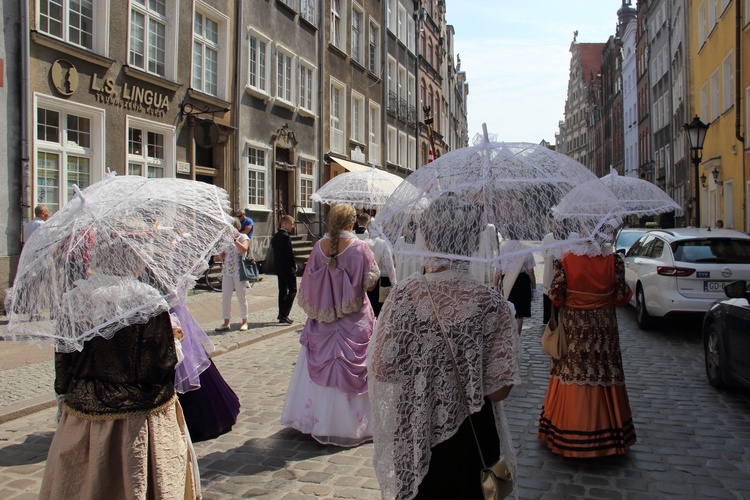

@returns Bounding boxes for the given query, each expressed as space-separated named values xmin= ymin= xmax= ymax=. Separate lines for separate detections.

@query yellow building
xmin=689 ymin=0 xmax=747 ymax=230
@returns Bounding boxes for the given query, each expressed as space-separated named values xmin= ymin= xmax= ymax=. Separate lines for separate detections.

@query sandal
xmin=214 ymin=325 xmax=230 ymax=332
xmin=239 ymin=324 xmax=248 ymax=331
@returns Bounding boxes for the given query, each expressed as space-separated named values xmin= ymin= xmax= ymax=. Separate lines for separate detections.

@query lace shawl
xmin=368 ymin=270 xmax=521 ymax=499
xmin=297 ymin=237 xmax=380 ymax=323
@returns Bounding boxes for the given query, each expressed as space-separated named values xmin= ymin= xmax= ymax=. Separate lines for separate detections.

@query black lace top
xmin=55 ymin=311 xmax=177 ymax=418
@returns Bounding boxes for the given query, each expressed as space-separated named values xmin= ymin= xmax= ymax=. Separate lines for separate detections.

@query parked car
xmin=702 ymin=280 xmax=750 ymax=390
xmin=614 ymin=228 xmax=651 ymax=254
xmin=623 ymin=228 xmax=750 ymax=329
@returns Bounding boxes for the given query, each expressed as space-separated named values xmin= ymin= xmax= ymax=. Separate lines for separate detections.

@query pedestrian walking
xmin=368 ymin=194 xmax=520 ymax=499
xmin=214 ymin=218 xmax=250 ymax=332
xmin=537 ymin=240 xmax=637 ymax=458
xmin=23 ymin=204 xmax=49 ymax=243
xmin=271 ymin=215 xmax=298 ymax=324
xmin=280 ymin=203 xmax=379 ymax=446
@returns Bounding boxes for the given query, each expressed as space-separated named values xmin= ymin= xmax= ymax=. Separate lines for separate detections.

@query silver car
xmin=623 ymin=228 xmax=750 ymax=329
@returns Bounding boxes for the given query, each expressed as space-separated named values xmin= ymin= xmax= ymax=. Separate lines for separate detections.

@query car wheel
xmin=704 ymin=323 xmax=726 ymax=389
xmin=635 ymin=284 xmax=653 ymax=330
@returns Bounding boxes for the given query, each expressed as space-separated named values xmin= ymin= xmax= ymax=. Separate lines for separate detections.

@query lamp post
xmin=683 ymin=115 xmax=710 ymax=226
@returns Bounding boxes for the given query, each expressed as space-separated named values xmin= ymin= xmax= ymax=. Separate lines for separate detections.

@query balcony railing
xmin=387 ymin=91 xmax=399 ymax=114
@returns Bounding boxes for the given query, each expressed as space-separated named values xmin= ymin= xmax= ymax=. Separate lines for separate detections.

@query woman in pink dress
xmin=281 ymin=203 xmax=380 ymax=446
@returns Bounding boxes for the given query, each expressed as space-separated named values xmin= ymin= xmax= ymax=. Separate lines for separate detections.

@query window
xmin=724 ymin=180 xmax=734 ymax=229
xmin=130 ymin=0 xmax=173 ymax=78
xmin=398 ymin=64 xmax=407 ymax=105
xmin=408 ymin=137 xmax=416 ymax=170
xmin=300 ymin=0 xmax=315 ymax=24
xmin=368 ymin=102 xmax=381 ymax=165
xmin=387 ymin=0 xmax=397 ymax=32
xmin=248 ymin=30 xmax=270 ymax=95
xmin=330 ymin=79 xmax=346 ymax=154
xmin=698 ymin=1 xmax=706 ymax=46
xmin=35 ymin=96 xmax=104 ymax=214
xmin=279 ymin=0 xmax=296 ymax=9
xmin=39 ymin=0 xmax=100 ymax=50
xmin=247 ymin=146 xmax=267 ymax=207
xmin=408 ymin=72 xmax=415 ymax=110
xmin=721 ymin=0 xmax=731 ymax=14
xmin=700 ymin=82 xmax=709 ymax=121
xmin=276 ymin=47 xmax=294 ymax=104
xmin=710 ymin=68 xmax=720 ymax=120
xmin=368 ymin=21 xmax=380 ymax=74
xmin=299 ymin=157 xmax=315 ymax=210
xmin=398 ymin=132 xmax=407 ymax=167
xmin=722 ymin=51 xmax=734 ymax=112
xmin=351 ymin=5 xmax=363 ymax=64
xmin=407 ymin=16 xmax=415 ymax=53
xmin=351 ymin=92 xmax=365 ymax=143
xmin=299 ymin=60 xmax=315 ymax=114
xmin=387 ymin=56 xmax=397 ymax=96
xmin=387 ymin=126 xmax=397 ymax=164
xmin=708 ymin=0 xmax=717 ymax=31
xmin=397 ymin=4 xmax=407 ymax=43
xmin=331 ymin=0 xmax=344 ymax=50
xmin=127 ymin=117 xmax=175 ymax=179
xmin=193 ymin=5 xmax=228 ymax=98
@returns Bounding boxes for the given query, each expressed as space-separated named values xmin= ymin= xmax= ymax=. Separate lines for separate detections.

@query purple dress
xmin=280 ymin=236 xmax=379 ymax=446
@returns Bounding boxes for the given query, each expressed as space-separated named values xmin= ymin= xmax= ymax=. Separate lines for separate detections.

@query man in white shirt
xmin=23 ymin=205 xmax=50 ymax=243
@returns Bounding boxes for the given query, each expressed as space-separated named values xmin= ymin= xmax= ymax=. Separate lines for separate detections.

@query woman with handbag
xmin=280 ymin=203 xmax=380 ymax=446
xmin=213 ymin=218 xmax=250 ymax=331
xmin=368 ymin=194 xmax=521 ymax=499
xmin=537 ymin=241 xmax=636 ymax=458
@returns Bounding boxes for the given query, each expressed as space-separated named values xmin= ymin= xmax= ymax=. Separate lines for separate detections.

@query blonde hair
xmin=326 ymin=204 xmax=356 ymax=269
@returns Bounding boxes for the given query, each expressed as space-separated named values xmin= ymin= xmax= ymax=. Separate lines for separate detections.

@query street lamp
xmin=684 ymin=115 xmax=710 ymax=226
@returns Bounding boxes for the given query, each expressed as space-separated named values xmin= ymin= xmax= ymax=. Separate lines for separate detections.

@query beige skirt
xmin=39 ymin=400 xmax=201 ymax=500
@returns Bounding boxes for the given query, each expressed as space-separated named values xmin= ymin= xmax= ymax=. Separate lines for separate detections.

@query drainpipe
xmin=316 ymin=0 xmax=324 ymax=238
xmin=737 ymin=0 xmax=747 ymax=230
xmin=20 ymin=0 xmax=31 ymax=240
xmin=234 ymin=0 xmax=243 ymax=211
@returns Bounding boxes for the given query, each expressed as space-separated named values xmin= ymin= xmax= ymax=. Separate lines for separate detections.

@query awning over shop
xmin=330 ymin=157 xmax=369 ymax=172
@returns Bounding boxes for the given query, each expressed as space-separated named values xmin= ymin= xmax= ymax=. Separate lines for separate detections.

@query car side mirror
xmin=616 ymin=248 xmax=626 ymax=254
xmin=723 ymin=280 xmax=747 ymax=299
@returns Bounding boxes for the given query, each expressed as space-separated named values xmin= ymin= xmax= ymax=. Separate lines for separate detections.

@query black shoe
xmin=279 ymin=317 xmax=293 ymax=324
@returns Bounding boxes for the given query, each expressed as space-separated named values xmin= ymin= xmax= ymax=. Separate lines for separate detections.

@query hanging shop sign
xmin=90 ymin=74 xmax=170 ymax=117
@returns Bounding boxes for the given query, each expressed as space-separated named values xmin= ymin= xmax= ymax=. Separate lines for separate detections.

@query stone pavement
xmin=2 ymin=267 xmax=750 ymax=498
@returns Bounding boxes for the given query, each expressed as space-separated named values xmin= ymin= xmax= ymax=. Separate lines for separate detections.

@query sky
xmin=448 ymin=1 xmax=622 ymax=145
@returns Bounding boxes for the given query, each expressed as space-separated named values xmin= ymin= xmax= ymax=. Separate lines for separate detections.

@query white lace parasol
xmin=371 ymin=131 xmax=605 ymax=269
xmin=311 ymin=165 xmax=404 ymax=210
xmin=4 ymin=174 xmax=235 ymax=352
xmin=600 ymin=166 xmax=681 ymax=215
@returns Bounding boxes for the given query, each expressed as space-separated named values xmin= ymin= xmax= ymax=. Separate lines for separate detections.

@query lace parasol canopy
xmin=311 ymin=165 xmax=404 ymax=210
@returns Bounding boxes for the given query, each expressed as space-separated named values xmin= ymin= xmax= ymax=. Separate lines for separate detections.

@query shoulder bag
xmin=238 ymin=254 xmax=259 ymax=283
xmin=541 ymin=303 xmax=567 ymax=359
xmin=421 ymin=275 xmax=514 ymax=500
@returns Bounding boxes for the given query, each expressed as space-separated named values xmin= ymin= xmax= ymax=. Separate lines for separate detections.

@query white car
xmin=623 ymin=228 xmax=750 ymax=329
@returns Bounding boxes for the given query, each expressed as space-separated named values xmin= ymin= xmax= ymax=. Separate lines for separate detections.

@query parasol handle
xmin=72 ymin=184 xmax=86 ymax=206
xmin=482 ymin=123 xmax=489 ymax=144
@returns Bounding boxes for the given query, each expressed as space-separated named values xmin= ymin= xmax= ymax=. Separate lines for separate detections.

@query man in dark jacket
xmin=271 ymin=215 xmax=297 ymax=324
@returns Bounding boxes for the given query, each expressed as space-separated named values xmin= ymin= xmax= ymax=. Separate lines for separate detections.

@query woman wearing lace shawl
xmin=537 ymin=240 xmax=636 ymax=457
xmin=280 ymin=203 xmax=380 ymax=446
xmin=368 ymin=194 xmax=521 ymax=499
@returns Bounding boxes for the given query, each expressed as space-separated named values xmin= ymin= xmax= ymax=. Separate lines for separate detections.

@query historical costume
xmin=538 ymin=251 xmax=636 ymax=458
xmin=280 ymin=227 xmax=379 ymax=446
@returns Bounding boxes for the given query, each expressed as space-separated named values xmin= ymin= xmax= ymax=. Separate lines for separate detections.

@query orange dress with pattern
xmin=537 ymin=252 xmax=637 ymax=458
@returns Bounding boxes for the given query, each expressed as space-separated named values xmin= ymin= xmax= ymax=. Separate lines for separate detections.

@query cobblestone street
xmin=1 ymin=274 xmax=749 ymax=498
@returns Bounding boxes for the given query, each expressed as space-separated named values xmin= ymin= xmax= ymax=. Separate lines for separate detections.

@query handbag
xmin=238 ymin=255 xmax=259 ymax=282
xmin=378 ymin=277 xmax=391 ymax=302
xmin=421 ymin=275 xmax=514 ymax=500
xmin=541 ymin=304 xmax=567 ymax=359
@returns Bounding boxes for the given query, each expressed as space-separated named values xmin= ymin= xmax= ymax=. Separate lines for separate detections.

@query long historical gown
xmin=537 ymin=252 xmax=637 ymax=458
xmin=280 ymin=236 xmax=379 ymax=446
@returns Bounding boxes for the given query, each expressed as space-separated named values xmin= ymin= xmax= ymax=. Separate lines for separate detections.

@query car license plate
xmin=704 ymin=281 xmax=727 ymax=292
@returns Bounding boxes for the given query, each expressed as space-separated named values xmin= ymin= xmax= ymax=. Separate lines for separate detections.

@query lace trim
xmin=298 ymin=294 xmax=365 ymax=323
xmin=63 ymin=394 xmax=178 ymax=421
